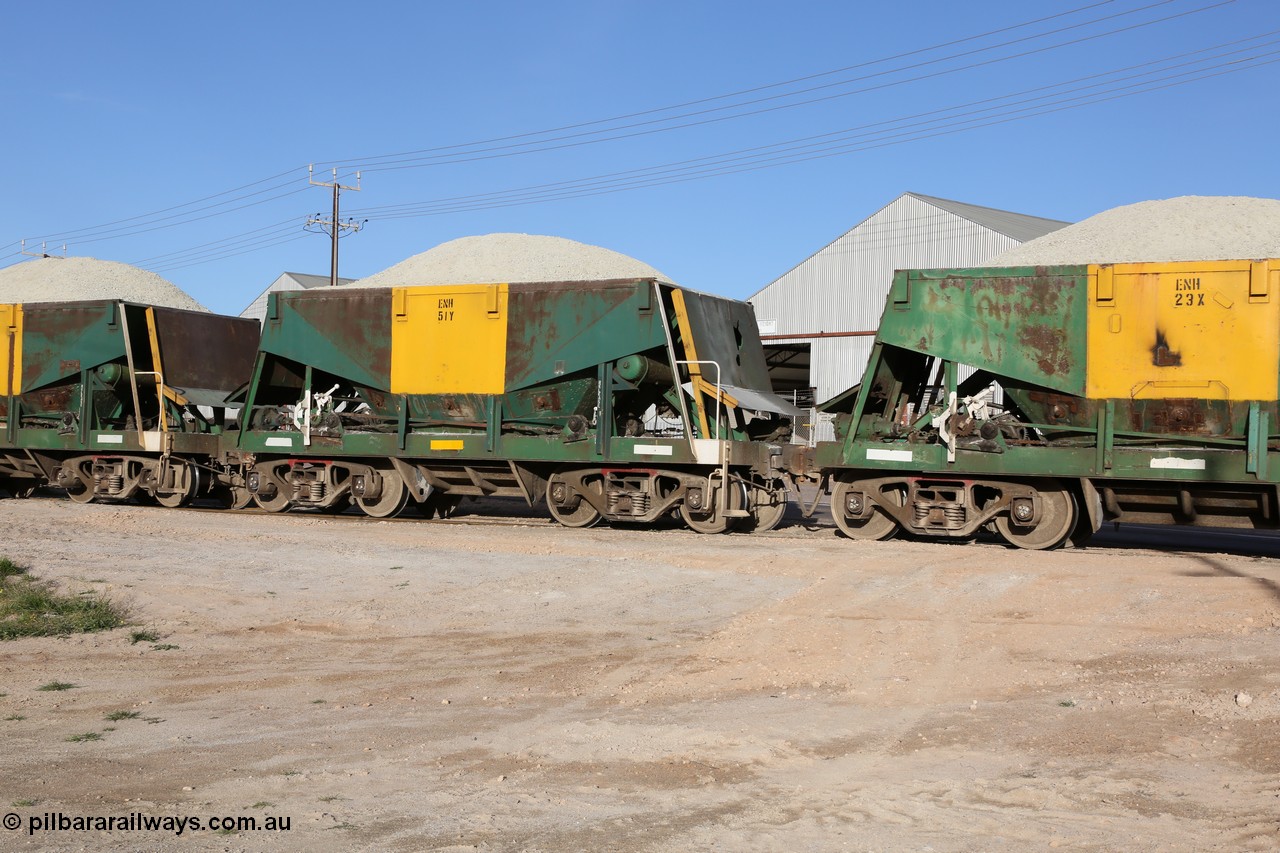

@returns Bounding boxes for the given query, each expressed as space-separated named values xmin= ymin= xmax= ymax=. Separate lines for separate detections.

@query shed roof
xmin=908 ymin=193 xmax=1070 ymax=243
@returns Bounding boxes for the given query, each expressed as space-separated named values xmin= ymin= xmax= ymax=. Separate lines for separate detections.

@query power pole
xmin=306 ymin=165 xmax=365 ymax=286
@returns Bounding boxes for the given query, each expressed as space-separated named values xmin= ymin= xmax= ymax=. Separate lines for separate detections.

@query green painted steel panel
xmin=878 ymin=266 xmax=1089 ymax=396
xmin=503 ymin=280 xmax=667 ymax=390
xmin=264 ymin=290 xmax=392 ymax=392
xmin=20 ymin=301 xmax=125 ymax=392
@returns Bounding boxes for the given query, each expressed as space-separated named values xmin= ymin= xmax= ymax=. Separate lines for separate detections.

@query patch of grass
xmin=214 ymin=827 xmax=237 ymax=836
xmin=248 ymin=801 xmax=275 ymax=809
xmin=130 ymin=629 xmax=159 ymax=645
xmin=11 ymin=799 xmax=36 ymax=808
xmin=66 ymin=732 xmax=103 ymax=743
xmin=151 ymin=643 xmax=179 ymax=651
xmin=325 ymin=823 xmax=357 ymax=830
xmin=317 ymin=796 xmax=345 ymax=803
xmin=102 ymin=726 xmax=116 ymax=732
xmin=105 ymin=710 xmax=141 ymax=721
xmin=1058 ymin=699 xmax=1077 ymax=708
xmin=37 ymin=681 xmax=78 ymax=692
xmin=142 ymin=716 xmax=164 ymax=724
xmin=5 ymin=714 xmax=26 ymax=721
xmin=0 ymin=560 xmax=125 ymax=640
xmin=310 ymin=699 xmax=325 ymax=704
xmin=0 ymin=558 xmax=27 ymax=580
xmin=282 ymin=770 xmax=301 ymax=777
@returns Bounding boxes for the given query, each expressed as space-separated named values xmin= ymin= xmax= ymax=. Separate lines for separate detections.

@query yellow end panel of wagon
xmin=1 ymin=304 xmax=20 ymax=396
xmin=390 ymin=285 xmax=509 ymax=394
xmin=1086 ymin=260 xmax=1279 ymax=400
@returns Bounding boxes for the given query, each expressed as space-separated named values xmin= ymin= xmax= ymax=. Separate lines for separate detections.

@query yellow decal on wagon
xmin=390 ymin=284 xmax=509 ymax=394
xmin=1 ymin=303 xmax=21 ymax=396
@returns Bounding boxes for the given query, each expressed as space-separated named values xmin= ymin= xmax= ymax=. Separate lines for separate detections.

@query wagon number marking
xmin=436 ymin=298 xmax=455 ymax=322
xmin=1172 ymin=278 xmax=1204 ymax=309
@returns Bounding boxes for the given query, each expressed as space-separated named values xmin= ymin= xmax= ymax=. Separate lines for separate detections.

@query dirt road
xmin=1 ymin=495 xmax=1278 ymax=851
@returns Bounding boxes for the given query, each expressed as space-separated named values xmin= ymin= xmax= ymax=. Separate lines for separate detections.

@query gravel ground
xmin=0 ymin=495 xmax=1278 ymax=852
xmin=347 ymin=234 xmax=671 ymax=289
xmin=992 ymin=196 xmax=1280 ymax=265
xmin=0 ymin=257 xmax=207 ymax=311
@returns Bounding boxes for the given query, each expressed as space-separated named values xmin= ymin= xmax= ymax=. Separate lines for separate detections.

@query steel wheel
xmin=994 ymin=483 xmax=1076 ymax=550
xmin=546 ymin=471 xmax=603 ymax=528
xmin=353 ymin=470 xmax=408 ymax=518
xmin=679 ymin=479 xmax=746 ymax=534
xmin=154 ymin=463 xmax=197 ymax=508
xmin=253 ymin=484 xmax=292 ymax=513
xmin=831 ymin=479 xmax=899 ymax=541
xmin=220 ymin=486 xmax=254 ymax=510
xmin=740 ymin=480 xmax=788 ymax=533
xmin=64 ymin=470 xmax=95 ymax=505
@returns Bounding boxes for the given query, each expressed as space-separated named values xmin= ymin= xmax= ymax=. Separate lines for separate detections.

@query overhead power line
xmin=3 ymin=0 xmax=1199 ymax=253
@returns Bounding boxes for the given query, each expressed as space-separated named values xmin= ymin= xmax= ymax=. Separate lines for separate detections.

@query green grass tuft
xmin=130 ymin=629 xmax=159 ymax=645
xmin=66 ymin=732 xmax=103 ymax=742
xmin=105 ymin=710 xmax=141 ymax=721
xmin=151 ymin=643 xmax=179 ymax=651
xmin=0 ymin=558 xmax=28 ymax=581
xmin=0 ymin=560 xmax=125 ymax=640
xmin=36 ymin=681 xmax=78 ymax=692
xmin=4 ymin=714 xmax=26 ymax=721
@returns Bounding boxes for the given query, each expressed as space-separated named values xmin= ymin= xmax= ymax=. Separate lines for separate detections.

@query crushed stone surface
xmin=0 ymin=257 xmax=208 ymax=311
xmin=1 ymin=495 xmax=1278 ymax=852
xmin=991 ymin=196 xmax=1280 ymax=266
xmin=347 ymin=232 xmax=671 ymax=288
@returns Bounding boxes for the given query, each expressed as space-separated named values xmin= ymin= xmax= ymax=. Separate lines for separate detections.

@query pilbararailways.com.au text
xmin=5 ymin=811 xmax=292 ymax=836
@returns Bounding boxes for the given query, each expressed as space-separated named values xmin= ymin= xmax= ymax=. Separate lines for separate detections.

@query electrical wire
xmin=4 ymin=0 xmax=1202 ymax=251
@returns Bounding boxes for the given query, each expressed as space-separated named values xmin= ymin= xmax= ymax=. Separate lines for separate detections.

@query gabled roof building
xmin=240 ymin=272 xmax=354 ymax=325
xmin=748 ymin=192 xmax=1068 ymax=439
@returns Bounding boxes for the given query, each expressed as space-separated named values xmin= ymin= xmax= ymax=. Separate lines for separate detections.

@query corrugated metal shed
xmin=749 ymin=192 xmax=1069 ymax=439
xmin=240 ymin=272 xmax=354 ymax=325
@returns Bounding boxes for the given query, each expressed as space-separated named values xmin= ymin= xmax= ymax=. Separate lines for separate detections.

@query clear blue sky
xmin=2 ymin=0 xmax=1276 ymax=315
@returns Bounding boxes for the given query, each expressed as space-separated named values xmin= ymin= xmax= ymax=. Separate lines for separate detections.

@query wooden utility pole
xmin=306 ymin=165 xmax=365 ymax=286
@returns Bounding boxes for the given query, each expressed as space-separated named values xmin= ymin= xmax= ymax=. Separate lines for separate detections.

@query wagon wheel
xmin=739 ymin=479 xmax=788 ymax=533
xmin=252 ymin=479 xmax=292 ymax=513
xmin=994 ymin=482 xmax=1076 ymax=551
xmin=218 ymin=485 xmax=254 ymax=510
xmin=546 ymin=470 xmax=603 ymax=529
xmin=679 ymin=479 xmax=747 ymax=535
xmin=353 ymin=470 xmax=408 ymax=519
xmin=154 ymin=462 xmax=197 ymax=508
xmin=831 ymin=478 xmax=899 ymax=541
xmin=64 ymin=469 xmax=96 ymax=505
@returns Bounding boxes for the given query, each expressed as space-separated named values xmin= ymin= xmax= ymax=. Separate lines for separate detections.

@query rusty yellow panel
xmin=0 ymin=303 xmax=21 ymax=396
xmin=1086 ymin=260 xmax=1279 ymax=400
xmin=390 ymin=284 xmax=509 ymax=394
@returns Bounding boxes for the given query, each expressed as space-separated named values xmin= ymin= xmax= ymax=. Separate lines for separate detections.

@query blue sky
xmin=2 ymin=0 xmax=1276 ymax=315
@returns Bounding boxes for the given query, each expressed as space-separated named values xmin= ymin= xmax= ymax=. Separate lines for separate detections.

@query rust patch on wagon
xmin=1016 ymin=324 xmax=1071 ymax=377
